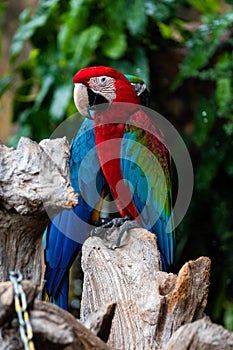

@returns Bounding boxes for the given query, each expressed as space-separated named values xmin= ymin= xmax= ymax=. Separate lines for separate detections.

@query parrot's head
xmin=73 ymin=66 xmax=143 ymax=118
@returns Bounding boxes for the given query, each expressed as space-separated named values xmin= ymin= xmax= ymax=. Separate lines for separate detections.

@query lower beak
xmin=73 ymin=83 xmax=92 ymax=119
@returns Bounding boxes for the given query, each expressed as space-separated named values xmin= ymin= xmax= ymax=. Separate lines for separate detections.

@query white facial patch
xmin=89 ymin=76 xmax=116 ymax=102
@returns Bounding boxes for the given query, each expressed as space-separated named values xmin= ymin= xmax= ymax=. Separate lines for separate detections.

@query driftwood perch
xmin=80 ymin=229 xmax=212 ymax=349
xmin=80 ymin=230 xmax=233 ymax=349
xmin=1 ymin=136 xmax=233 ymax=349
xmin=0 ymin=137 xmax=78 ymax=285
xmin=164 ymin=316 xmax=233 ymax=350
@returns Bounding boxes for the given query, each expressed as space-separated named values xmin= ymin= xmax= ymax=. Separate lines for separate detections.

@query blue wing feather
xmin=120 ymin=113 xmax=174 ymax=269
xmin=44 ymin=118 xmax=105 ymax=309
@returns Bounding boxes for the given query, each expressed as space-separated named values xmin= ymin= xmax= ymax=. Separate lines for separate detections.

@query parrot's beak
xmin=73 ymin=83 xmax=110 ymax=118
xmin=73 ymin=83 xmax=92 ymax=119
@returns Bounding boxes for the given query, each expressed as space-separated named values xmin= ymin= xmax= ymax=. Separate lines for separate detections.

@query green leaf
xmin=224 ymin=122 xmax=233 ymax=136
xmin=0 ymin=75 xmax=13 ymax=96
xmin=36 ymin=0 xmax=60 ymax=13
xmin=134 ymin=47 xmax=150 ymax=86
xmin=49 ymin=84 xmax=73 ymax=121
xmin=216 ymin=77 xmax=232 ymax=117
xmin=224 ymin=302 xmax=233 ymax=331
xmin=34 ymin=75 xmax=54 ymax=110
xmin=10 ymin=0 xmax=60 ymax=62
xmin=145 ymin=0 xmax=175 ymax=22
xmin=175 ymin=11 xmax=233 ymax=87
xmin=19 ymin=7 xmax=31 ymax=23
xmin=104 ymin=1 xmax=126 ymax=31
xmin=127 ymin=0 xmax=147 ymax=36
xmin=73 ymin=25 xmax=103 ymax=67
xmin=0 ymin=0 xmax=6 ymax=16
xmin=57 ymin=0 xmax=94 ymax=53
xmin=157 ymin=22 xmax=173 ymax=39
xmin=187 ymin=0 xmax=219 ymax=14
xmin=102 ymin=33 xmax=127 ymax=59
xmin=11 ymin=14 xmax=46 ymax=59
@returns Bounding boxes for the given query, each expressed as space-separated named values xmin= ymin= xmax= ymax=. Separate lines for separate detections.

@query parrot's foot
xmin=89 ymin=217 xmax=141 ymax=249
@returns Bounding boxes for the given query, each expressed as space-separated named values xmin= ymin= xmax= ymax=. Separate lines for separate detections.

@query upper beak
xmin=73 ymin=83 xmax=92 ymax=119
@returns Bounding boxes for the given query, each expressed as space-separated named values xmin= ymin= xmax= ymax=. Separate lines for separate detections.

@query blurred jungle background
xmin=0 ymin=0 xmax=233 ymax=329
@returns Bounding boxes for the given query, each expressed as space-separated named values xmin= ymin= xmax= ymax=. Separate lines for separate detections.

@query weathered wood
xmin=164 ymin=316 xmax=233 ymax=350
xmin=0 ymin=136 xmax=112 ymax=349
xmin=0 ymin=280 xmax=111 ymax=350
xmin=80 ymin=228 xmax=211 ymax=349
xmin=1 ymin=226 xmax=232 ymax=350
xmin=83 ymin=303 xmax=116 ymax=342
xmin=0 ymin=137 xmax=78 ymax=285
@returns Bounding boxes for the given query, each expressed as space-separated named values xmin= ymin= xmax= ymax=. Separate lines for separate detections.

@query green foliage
xmin=174 ymin=11 xmax=233 ymax=87
xmin=224 ymin=302 xmax=233 ymax=331
xmin=187 ymin=0 xmax=220 ymax=14
xmin=127 ymin=0 xmax=147 ymax=35
xmin=10 ymin=0 xmax=60 ymax=62
xmin=175 ymin=2 xmax=233 ymax=329
xmin=1 ymin=0 xmax=233 ymax=330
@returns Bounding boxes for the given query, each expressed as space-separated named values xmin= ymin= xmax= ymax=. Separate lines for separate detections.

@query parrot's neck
xmin=93 ymin=104 xmax=136 ymax=144
xmin=94 ymin=102 xmax=140 ymax=128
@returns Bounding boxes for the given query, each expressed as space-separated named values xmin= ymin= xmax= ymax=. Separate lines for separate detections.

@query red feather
xmin=94 ymin=121 xmax=139 ymax=219
xmin=73 ymin=66 xmax=128 ymax=83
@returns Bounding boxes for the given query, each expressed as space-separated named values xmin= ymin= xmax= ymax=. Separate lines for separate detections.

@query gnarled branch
xmin=0 ymin=137 xmax=78 ymax=285
xmin=0 ymin=280 xmax=111 ymax=350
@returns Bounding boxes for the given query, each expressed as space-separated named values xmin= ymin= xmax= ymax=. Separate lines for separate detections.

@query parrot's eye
xmin=99 ymin=76 xmax=108 ymax=85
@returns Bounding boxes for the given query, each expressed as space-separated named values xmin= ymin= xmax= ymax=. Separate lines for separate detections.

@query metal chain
xmin=9 ymin=271 xmax=35 ymax=350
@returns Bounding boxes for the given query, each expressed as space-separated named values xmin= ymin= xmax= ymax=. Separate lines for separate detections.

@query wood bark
xmin=164 ymin=316 xmax=233 ymax=350
xmin=0 ymin=137 xmax=78 ymax=285
xmin=0 ymin=281 xmax=111 ymax=350
xmin=80 ymin=229 xmax=233 ymax=349
xmin=80 ymin=228 xmax=212 ymax=349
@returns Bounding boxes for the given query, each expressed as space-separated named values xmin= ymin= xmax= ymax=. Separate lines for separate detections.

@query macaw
xmin=44 ymin=72 xmax=150 ymax=310
xmin=73 ymin=66 xmax=174 ymax=272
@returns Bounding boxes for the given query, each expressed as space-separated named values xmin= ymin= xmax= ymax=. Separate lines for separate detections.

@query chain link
xmin=9 ymin=271 xmax=35 ymax=350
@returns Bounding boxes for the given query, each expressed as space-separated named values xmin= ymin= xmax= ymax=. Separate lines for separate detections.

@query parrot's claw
xmin=114 ymin=219 xmax=142 ymax=247
xmin=89 ymin=217 xmax=141 ymax=249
